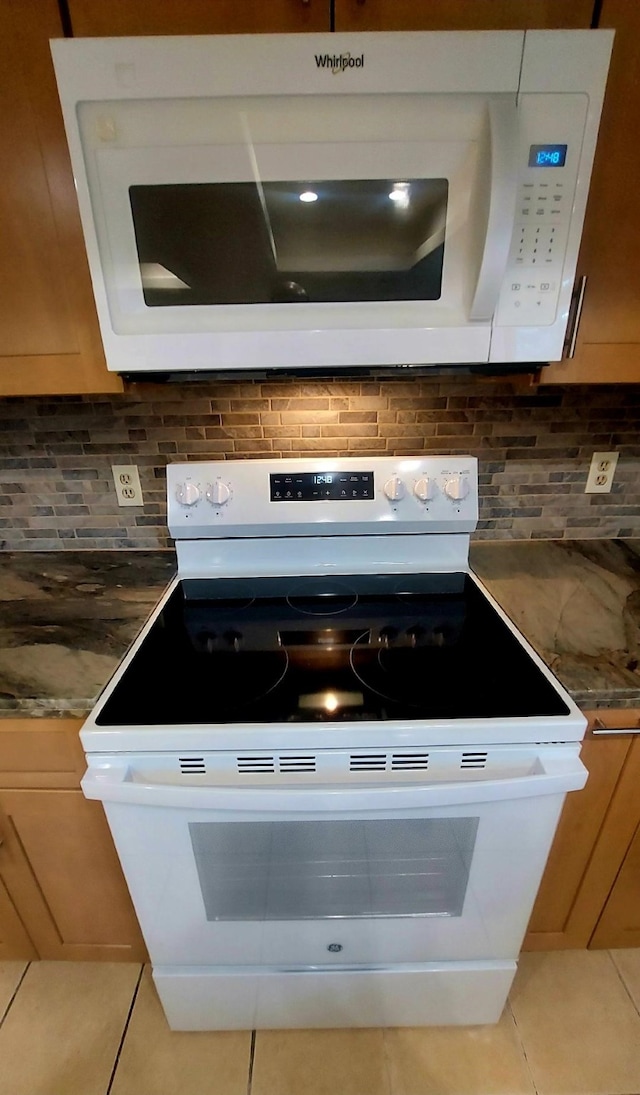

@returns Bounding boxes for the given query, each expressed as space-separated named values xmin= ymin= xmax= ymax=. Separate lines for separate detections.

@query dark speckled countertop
xmin=0 ymin=551 xmax=176 ymax=717
xmin=1 ymin=541 xmax=639 ymax=718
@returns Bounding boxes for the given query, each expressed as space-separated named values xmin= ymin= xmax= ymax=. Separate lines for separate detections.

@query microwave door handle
xmin=81 ymin=753 xmax=586 ymax=811
xmin=469 ymin=98 xmax=519 ymax=322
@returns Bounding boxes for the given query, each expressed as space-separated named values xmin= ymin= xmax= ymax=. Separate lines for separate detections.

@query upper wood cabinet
xmin=540 ymin=0 xmax=640 ymax=383
xmin=335 ymin=1 xmax=594 ymax=32
xmin=67 ymin=0 xmax=329 ymax=36
xmin=0 ymin=0 xmax=122 ymax=397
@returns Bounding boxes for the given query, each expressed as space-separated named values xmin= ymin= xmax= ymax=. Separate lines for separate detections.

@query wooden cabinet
xmin=335 ymin=1 xmax=594 ymax=32
xmin=587 ymin=735 xmax=640 ymax=948
xmin=66 ymin=0 xmax=329 ymax=36
xmin=0 ymin=0 xmax=122 ymax=397
xmin=0 ymin=719 xmax=145 ymax=962
xmin=524 ymin=709 xmax=640 ymax=951
xmin=0 ymin=875 xmax=36 ymax=960
xmin=540 ymin=0 xmax=640 ymax=383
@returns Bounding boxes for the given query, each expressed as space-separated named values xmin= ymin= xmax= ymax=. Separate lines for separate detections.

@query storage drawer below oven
xmin=153 ymin=960 xmax=517 ymax=1030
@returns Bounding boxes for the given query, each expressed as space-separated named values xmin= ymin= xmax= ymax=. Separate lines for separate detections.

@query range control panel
xmin=167 ymin=456 xmax=479 ymax=539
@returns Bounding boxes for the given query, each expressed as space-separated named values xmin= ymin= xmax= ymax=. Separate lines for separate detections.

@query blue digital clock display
xmin=528 ymin=144 xmax=568 ymax=168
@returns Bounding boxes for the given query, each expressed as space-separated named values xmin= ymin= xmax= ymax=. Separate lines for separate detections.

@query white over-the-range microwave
xmin=51 ymin=30 xmax=613 ymax=376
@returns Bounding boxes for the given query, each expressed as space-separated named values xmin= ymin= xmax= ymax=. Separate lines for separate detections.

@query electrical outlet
xmin=585 ymin=451 xmax=619 ymax=494
xmin=112 ymin=464 xmax=144 ymax=507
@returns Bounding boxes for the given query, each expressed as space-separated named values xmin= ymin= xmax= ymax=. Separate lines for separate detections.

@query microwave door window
xmin=128 ymin=180 xmax=448 ymax=307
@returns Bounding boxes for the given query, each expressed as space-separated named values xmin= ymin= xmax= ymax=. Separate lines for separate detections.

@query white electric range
xmin=81 ymin=456 xmax=586 ymax=1030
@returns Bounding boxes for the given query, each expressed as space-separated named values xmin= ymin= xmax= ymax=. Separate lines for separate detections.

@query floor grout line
xmin=105 ymin=964 xmax=144 ymax=1095
xmin=606 ymin=949 xmax=640 ymax=1020
xmin=507 ymin=999 xmax=541 ymax=1095
xmin=0 ymin=961 xmax=30 ymax=1031
xmin=246 ymin=1029 xmax=257 ymax=1095
xmin=381 ymin=1028 xmax=396 ymax=1095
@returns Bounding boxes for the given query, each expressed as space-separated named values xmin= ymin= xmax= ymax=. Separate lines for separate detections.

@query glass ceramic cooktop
xmin=96 ymin=573 xmax=569 ymax=726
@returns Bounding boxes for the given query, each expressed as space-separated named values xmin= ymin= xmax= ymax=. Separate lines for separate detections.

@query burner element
xmin=350 ymin=631 xmax=457 ymax=707
xmin=287 ymin=579 xmax=358 ymax=616
xmin=204 ymin=651 xmax=290 ymax=710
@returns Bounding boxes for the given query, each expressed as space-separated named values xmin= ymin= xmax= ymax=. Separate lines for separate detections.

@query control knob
xmin=413 ymin=477 xmax=437 ymax=502
xmin=383 ymin=475 xmax=406 ymax=502
xmin=206 ymin=480 xmax=231 ymax=506
xmin=175 ymin=482 xmax=201 ymax=507
xmin=444 ymin=475 xmax=470 ymax=502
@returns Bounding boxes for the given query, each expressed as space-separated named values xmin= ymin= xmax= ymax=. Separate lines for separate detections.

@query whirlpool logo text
xmin=314 ymin=52 xmax=365 ymax=74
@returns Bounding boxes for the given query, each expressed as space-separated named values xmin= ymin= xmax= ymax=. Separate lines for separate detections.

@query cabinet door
xmin=590 ymin=820 xmax=640 ymax=947
xmin=0 ymin=790 xmax=146 ymax=961
xmin=541 ymin=0 xmax=640 ymax=383
xmin=0 ymin=874 xmax=36 ymax=961
xmin=67 ymin=0 xmax=329 ymax=35
xmin=589 ymin=737 xmax=640 ymax=948
xmin=335 ymin=1 xmax=594 ymax=32
xmin=523 ymin=732 xmax=632 ymax=950
xmin=0 ymin=0 xmax=121 ymax=397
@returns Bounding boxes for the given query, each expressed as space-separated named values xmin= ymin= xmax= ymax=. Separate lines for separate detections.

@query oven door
xmin=83 ymin=746 xmax=585 ymax=968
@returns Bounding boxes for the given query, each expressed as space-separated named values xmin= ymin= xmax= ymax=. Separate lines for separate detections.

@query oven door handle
xmin=81 ymin=754 xmax=586 ymax=811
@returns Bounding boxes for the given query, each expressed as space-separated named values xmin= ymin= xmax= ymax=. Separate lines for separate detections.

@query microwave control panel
xmin=496 ymin=94 xmax=588 ymax=328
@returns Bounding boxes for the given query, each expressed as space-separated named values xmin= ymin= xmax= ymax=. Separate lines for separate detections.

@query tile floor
xmin=1 ymin=951 xmax=640 ymax=1095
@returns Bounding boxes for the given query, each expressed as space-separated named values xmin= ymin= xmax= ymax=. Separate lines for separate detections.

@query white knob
xmin=414 ymin=477 xmax=437 ymax=502
xmin=206 ymin=480 xmax=231 ymax=506
xmin=444 ymin=476 xmax=470 ymax=502
xmin=175 ymin=482 xmax=201 ymax=507
xmin=383 ymin=475 xmax=406 ymax=502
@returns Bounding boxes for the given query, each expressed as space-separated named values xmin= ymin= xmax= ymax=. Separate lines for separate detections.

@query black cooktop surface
xmin=96 ymin=572 xmax=569 ymax=726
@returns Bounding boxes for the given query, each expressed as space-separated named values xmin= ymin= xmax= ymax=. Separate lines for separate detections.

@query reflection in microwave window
xmin=130 ymin=179 xmax=448 ymax=307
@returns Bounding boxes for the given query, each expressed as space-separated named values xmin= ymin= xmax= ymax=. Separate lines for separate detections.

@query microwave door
xmin=83 ymin=98 xmax=501 ymax=370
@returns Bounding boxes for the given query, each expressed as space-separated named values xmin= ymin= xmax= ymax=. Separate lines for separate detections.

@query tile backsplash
xmin=1 ymin=376 xmax=639 ymax=550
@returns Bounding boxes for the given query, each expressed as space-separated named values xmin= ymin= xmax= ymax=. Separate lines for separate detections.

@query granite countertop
xmin=0 ymin=551 xmax=176 ymax=717
xmin=0 ymin=541 xmax=639 ymax=718
xmin=470 ymin=539 xmax=640 ymax=710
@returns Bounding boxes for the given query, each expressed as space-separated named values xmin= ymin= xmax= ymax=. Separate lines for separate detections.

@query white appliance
xmin=81 ymin=456 xmax=587 ymax=1030
xmin=51 ymin=30 xmax=613 ymax=376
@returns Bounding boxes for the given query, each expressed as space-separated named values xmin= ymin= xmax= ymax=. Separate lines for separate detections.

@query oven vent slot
xmin=391 ymin=753 xmax=430 ymax=770
xmin=179 ymin=757 xmax=206 ymax=774
xmin=278 ymin=756 xmax=317 ymax=773
xmin=460 ymin=752 xmax=488 ymax=769
xmin=237 ymin=756 xmax=276 ymax=773
xmin=350 ymin=753 xmax=387 ymax=772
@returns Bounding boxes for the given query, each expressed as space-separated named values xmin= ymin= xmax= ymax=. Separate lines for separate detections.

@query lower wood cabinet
xmin=587 ymin=734 xmax=640 ymax=949
xmin=0 ymin=874 xmax=37 ymax=960
xmin=0 ymin=719 xmax=145 ymax=962
xmin=524 ymin=709 xmax=640 ymax=951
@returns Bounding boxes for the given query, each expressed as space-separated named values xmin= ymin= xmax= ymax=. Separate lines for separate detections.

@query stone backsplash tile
xmin=0 ymin=376 xmax=639 ymax=549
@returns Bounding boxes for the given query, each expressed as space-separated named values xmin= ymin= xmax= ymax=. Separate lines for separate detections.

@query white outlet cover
xmin=585 ymin=451 xmax=619 ymax=494
xmin=112 ymin=464 xmax=144 ymax=507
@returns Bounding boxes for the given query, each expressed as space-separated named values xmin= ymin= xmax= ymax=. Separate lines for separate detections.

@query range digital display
xmin=528 ymin=144 xmax=568 ymax=168
xmin=270 ymin=471 xmax=374 ymax=501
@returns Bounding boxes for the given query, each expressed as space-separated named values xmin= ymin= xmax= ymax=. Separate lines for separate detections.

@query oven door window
xmin=189 ymin=817 xmax=478 ymax=921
